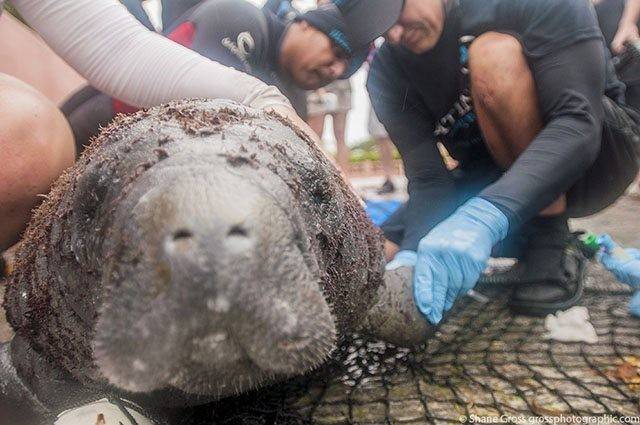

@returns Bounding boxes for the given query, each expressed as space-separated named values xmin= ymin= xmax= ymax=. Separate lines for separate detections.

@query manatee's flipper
xmin=363 ymin=267 xmax=434 ymax=347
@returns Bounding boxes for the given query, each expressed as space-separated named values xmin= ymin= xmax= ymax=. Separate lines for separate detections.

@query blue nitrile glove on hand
xmin=414 ymin=197 xmax=509 ymax=325
xmin=597 ymin=234 xmax=640 ymax=317
xmin=386 ymin=250 xmax=417 ymax=270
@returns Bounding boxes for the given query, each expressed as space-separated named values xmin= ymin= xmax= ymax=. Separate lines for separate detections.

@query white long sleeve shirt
xmin=10 ymin=0 xmax=292 ymax=110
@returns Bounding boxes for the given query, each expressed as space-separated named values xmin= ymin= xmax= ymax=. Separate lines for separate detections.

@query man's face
xmin=283 ymin=22 xmax=349 ymax=90
xmin=385 ymin=0 xmax=445 ymax=54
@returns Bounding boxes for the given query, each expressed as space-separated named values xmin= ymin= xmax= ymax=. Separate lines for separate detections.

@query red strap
xmin=112 ymin=99 xmax=140 ymax=115
xmin=112 ymin=22 xmax=196 ymax=115
xmin=167 ymin=21 xmax=196 ymax=48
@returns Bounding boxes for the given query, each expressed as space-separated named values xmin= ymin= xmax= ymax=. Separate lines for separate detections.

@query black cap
xmin=299 ymin=0 xmax=404 ymax=77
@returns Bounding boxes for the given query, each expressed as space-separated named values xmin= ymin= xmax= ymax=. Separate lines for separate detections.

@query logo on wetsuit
xmin=434 ymin=92 xmax=474 ymax=137
xmin=222 ymin=31 xmax=256 ymax=72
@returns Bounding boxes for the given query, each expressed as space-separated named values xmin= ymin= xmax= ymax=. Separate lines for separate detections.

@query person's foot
xmin=376 ymin=178 xmax=396 ymax=195
xmin=508 ymin=216 xmax=587 ymax=316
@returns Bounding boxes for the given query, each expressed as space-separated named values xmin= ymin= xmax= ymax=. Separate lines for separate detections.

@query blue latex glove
xmin=385 ymin=250 xmax=417 ymax=271
xmin=414 ymin=197 xmax=509 ymax=325
xmin=597 ymin=234 xmax=640 ymax=318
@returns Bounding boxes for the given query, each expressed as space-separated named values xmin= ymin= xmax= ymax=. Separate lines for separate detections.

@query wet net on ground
xmin=181 ymin=263 xmax=639 ymax=424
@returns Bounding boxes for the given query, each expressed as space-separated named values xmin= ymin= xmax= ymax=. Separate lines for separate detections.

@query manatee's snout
xmin=93 ymin=166 xmax=336 ymax=398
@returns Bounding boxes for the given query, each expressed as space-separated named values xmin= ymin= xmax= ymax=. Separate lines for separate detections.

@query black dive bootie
xmin=508 ymin=215 xmax=587 ymax=316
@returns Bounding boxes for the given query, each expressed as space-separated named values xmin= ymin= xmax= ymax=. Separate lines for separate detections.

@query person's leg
xmin=0 ymin=74 xmax=75 ymax=251
xmin=307 ymin=113 xmax=326 ymax=141
xmin=61 ymin=86 xmax=117 ymax=155
xmin=330 ymin=111 xmax=350 ymax=175
xmin=468 ymin=32 xmax=566 ymax=215
xmin=467 ymin=33 xmax=582 ymax=315
xmin=307 ymin=113 xmax=326 ymax=138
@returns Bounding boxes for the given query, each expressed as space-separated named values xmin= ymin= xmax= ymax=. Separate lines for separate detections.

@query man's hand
xmin=612 ymin=22 xmax=640 ymax=55
xmin=413 ymin=197 xmax=509 ymax=324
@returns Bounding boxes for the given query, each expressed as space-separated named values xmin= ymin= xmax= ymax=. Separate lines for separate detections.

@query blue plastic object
xmin=597 ymin=234 xmax=640 ymax=318
xmin=597 ymin=234 xmax=640 ymax=287
xmin=364 ymin=199 xmax=402 ymax=227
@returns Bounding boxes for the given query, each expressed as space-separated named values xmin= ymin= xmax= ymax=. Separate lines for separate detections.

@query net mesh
xmin=180 ymin=263 xmax=640 ymax=424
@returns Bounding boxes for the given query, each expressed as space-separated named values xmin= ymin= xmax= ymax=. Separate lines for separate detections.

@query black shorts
xmin=61 ymin=85 xmax=117 ymax=156
xmin=381 ymin=96 xmax=640 ymax=245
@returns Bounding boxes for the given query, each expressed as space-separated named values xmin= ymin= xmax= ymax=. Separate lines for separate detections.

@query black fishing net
xmin=180 ymin=262 xmax=640 ymax=424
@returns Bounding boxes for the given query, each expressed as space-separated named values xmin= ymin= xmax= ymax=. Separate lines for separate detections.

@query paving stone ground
xmin=1 ymin=194 xmax=639 ymax=424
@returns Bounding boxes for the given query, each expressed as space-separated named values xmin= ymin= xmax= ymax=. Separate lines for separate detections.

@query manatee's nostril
xmin=227 ymin=225 xmax=248 ymax=237
xmin=173 ymin=229 xmax=193 ymax=240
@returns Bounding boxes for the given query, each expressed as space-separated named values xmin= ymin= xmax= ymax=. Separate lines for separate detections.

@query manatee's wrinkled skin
xmin=1 ymin=99 xmax=432 ymax=421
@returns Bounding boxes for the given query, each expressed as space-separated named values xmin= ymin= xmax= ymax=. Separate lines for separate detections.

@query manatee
xmin=1 ymin=99 xmax=432 ymax=421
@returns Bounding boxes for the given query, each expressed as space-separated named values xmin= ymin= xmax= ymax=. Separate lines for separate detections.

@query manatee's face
xmin=92 ymin=159 xmax=337 ymax=399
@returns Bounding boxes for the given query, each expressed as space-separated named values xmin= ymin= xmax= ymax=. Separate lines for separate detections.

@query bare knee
xmin=0 ymin=74 xmax=75 ymax=248
xmin=468 ymin=32 xmax=530 ymax=111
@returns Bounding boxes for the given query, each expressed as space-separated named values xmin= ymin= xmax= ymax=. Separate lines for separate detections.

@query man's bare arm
xmin=612 ymin=0 xmax=640 ymax=54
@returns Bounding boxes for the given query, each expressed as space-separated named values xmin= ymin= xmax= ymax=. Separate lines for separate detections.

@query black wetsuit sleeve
xmin=367 ymin=52 xmax=459 ymax=251
xmin=479 ymin=39 xmax=606 ymax=228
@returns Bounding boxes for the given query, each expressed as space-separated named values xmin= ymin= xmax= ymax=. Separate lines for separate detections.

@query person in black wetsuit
xmin=366 ymin=0 xmax=640 ymax=322
xmin=62 ymin=0 xmax=391 ymax=152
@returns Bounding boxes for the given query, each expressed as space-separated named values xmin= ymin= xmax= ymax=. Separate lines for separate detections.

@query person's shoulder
xmin=370 ymin=43 xmax=409 ymax=76
xmin=190 ymin=0 xmax=265 ymax=27
xmin=369 ymin=42 xmax=430 ymax=86
xmin=367 ymin=43 xmax=415 ymax=94
xmin=462 ymin=0 xmax=590 ymax=11
xmin=461 ymin=0 xmax=594 ymax=22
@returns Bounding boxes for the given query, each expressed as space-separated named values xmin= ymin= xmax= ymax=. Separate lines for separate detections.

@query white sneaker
xmin=55 ymin=398 xmax=155 ymax=425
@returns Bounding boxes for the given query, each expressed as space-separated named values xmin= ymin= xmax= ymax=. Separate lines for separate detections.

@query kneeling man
xmin=366 ymin=0 xmax=640 ymax=323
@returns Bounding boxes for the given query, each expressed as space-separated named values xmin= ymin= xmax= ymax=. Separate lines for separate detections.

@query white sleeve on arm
xmin=11 ymin=0 xmax=292 ymax=110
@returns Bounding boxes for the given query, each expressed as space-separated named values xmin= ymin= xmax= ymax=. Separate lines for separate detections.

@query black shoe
xmin=376 ymin=178 xmax=395 ymax=195
xmin=508 ymin=216 xmax=587 ymax=316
